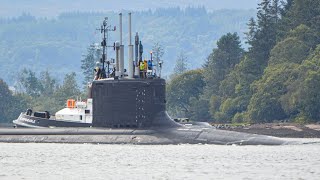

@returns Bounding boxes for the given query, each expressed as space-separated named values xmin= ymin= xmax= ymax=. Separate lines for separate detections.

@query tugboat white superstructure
xmin=13 ymin=98 xmax=93 ymax=128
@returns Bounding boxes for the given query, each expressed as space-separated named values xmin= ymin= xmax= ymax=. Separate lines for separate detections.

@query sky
xmin=0 ymin=0 xmax=261 ymax=17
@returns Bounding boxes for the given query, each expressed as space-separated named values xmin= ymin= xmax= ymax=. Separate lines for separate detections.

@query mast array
xmin=96 ymin=17 xmax=116 ymax=78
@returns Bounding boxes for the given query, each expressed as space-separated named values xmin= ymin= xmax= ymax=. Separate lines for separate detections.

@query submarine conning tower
xmin=91 ymin=78 xmax=180 ymax=128
xmin=90 ymin=13 xmax=181 ymax=129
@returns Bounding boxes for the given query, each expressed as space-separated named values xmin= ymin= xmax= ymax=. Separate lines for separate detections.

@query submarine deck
xmin=0 ymin=127 xmax=296 ymax=145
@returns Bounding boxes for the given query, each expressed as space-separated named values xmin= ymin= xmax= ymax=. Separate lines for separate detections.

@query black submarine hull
xmin=0 ymin=127 xmax=291 ymax=145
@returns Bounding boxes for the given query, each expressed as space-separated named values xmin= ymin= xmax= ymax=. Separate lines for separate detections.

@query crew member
xmin=148 ymin=60 xmax=152 ymax=70
xmin=94 ymin=62 xmax=101 ymax=80
xmin=139 ymin=61 xmax=145 ymax=78
xmin=144 ymin=60 xmax=148 ymax=78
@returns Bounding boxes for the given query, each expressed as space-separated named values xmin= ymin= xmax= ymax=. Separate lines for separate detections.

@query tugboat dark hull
xmin=13 ymin=114 xmax=91 ymax=128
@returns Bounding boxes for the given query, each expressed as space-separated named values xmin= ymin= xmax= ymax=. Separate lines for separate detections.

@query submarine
xmin=3 ymin=13 xmax=292 ymax=145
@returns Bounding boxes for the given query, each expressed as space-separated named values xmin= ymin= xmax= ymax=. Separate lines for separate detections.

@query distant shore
xmin=214 ymin=123 xmax=320 ymax=138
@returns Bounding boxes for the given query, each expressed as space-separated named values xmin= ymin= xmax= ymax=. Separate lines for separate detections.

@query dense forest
xmin=167 ymin=0 xmax=320 ymax=124
xmin=1 ymin=0 xmax=320 ymax=125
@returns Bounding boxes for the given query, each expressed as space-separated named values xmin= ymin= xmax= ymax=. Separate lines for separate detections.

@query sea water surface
xmin=1 ymin=139 xmax=320 ymax=180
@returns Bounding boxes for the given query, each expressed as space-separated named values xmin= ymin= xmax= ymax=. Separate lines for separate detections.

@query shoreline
xmin=214 ymin=123 xmax=320 ymax=138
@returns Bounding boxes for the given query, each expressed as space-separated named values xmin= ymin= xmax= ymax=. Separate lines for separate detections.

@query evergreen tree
xmin=17 ymin=68 xmax=43 ymax=97
xmin=39 ymin=70 xmax=56 ymax=96
xmin=0 ymin=79 xmax=26 ymax=123
xmin=152 ymin=42 xmax=164 ymax=76
xmin=173 ymin=51 xmax=188 ymax=75
xmin=253 ymin=0 xmax=279 ymax=66
xmin=203 ymin=33 xmax=244 ymax=98
xmin=81 ymin=44 xmax=101 ymax=87
xmin=279 ymin=0 xmax=320 ymax=43
xmin=0 ymin=79 xmax=13 ymax=122
xmin=54 ymin=72 xmax=81 ymax=108
xmin=245 ymin=17 xmax=257 ymax=45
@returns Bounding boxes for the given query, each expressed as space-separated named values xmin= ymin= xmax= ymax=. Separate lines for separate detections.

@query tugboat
xmin=13 ymin=99 xmax=93 ymax=128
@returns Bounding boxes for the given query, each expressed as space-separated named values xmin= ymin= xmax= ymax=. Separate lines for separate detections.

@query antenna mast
xmin=97 ymin=17 xmax=115 ymax=78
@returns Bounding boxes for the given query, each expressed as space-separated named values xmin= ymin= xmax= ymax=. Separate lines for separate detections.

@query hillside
xmin=0 ymin=8 xmax=255 ymax=84
xmin=0 ymin=0 xmax=259 ymax=17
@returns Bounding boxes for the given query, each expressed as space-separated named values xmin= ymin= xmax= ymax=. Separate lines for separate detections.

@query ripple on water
xmin=0 ymin=142 xmax=320 ymax=180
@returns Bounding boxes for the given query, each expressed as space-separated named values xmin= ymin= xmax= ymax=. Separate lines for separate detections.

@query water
xmin=1 ymin=139 xmax=320 ymax=180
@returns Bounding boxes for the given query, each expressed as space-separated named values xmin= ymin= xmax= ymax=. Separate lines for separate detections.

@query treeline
xmin=0 ymin=69 xmax=82 ymax=123
xmin=0 ymin=7 xmax=254 ymax=85
xmin=167 ymin=0 xmax=320 ymax=124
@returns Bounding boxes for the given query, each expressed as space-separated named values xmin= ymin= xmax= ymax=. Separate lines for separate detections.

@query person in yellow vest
xmin=139 ymin=61 xmax=145 ymax=78
xmin=144 ymin=60 xmax=148 ymax=78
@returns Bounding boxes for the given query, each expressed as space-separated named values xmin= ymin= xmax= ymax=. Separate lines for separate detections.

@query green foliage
xmin=188 ymin=97 xmax=211 ymax=121
xmin=81 ymin=45 xmax=101 ymax=87
xmin=54 ymin=72 xmax=81 ymax=107
xmin=269 ymin=37 xmax=309 ymax=65
xmin=247 ymin=93 xmax=286 ymax=123
xmin=171 ymin=0 xmax=320 ymax=124
xmin=209 ymin=95 xmax=221 ymax=118
xmin=17 ymin=68 xmax=43 ymax=96
xmin=280 ymin=0 xmax=320 ymax=35
xmin=203 ymin=33 xmax=244 ymax=98
xmin=173 ymin=51 xmax=188 ymax=76
xmin=287 ymin=24 xmax=319 ymax=48
xmin=0 ymin=79 xmax=27 ymax=123
xmin=167 ymin=69 xmax=206 ymax=118
xmin=12 ymin=69 xmax=81 ymax=117
xmin=232 ymin=112 xmax=247 ymax=124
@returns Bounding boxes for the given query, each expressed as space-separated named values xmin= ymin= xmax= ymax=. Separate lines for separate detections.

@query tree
xmin=54 ymin=72 xmax=81 ymax=108
xmin=290 ymin=46 xmax=320 ymax=122
xmin=246 ymin=63 xmax=300 ymax=122
xmin=0 ymin=79 xmax=14 ymax=122
xmin=0 ymin=79 xmax=27 ymax=123
xmin=81 ymin=44 xmax=101 ymax=87
xmin=167 ymin=69 xmax=206 ymax=118
xmin=279 ymin=0 xmax=320 ymax=42
xmin=39 ymin=70 xmax=56 ymax=96
xmin=203 ymin=33 xmax=244 ymax=99
xmin=268 ymin=37 xmax=309 ymax=65
xmin=245 ymin=17 xmax=257 ymax=44
xmin=173 ymin=51 xmax=188 ymax=76
xmin=17 ymin=68 xmax=43 ymax=97
xmin=252 ymin=0 xmax=279 ymax=66
xmin=188 ymin=97 xmax=211 ymax=121
xmin=152 ymin=42 xmax=164 ymax=76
